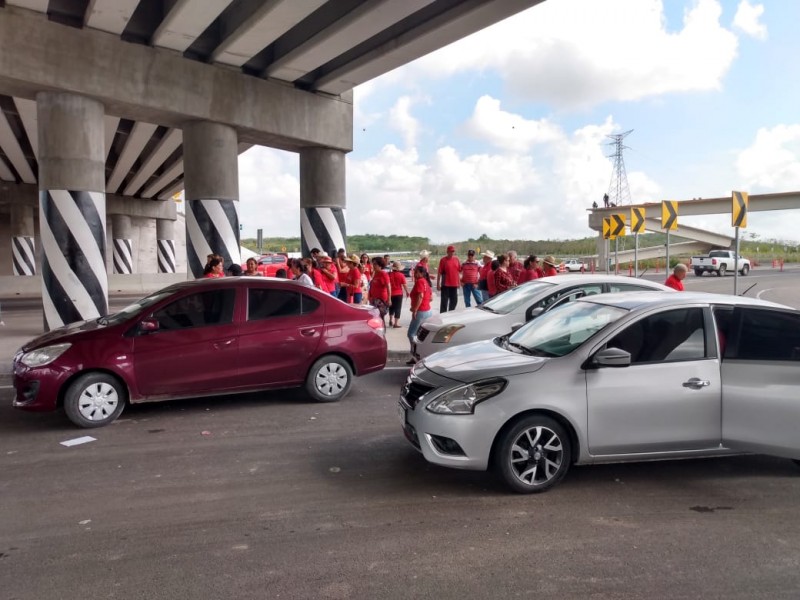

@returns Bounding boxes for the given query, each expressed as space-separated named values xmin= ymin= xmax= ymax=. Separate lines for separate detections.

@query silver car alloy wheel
xmin=78 ymin=382 xmax=120 ymax=421
xmin=508 ymin=425 xmax=564 ymax=487
xmin=314 ymin=362 xmax=349 ymax=397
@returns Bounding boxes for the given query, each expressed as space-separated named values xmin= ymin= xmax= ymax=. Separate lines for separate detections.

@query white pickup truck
xmin=690 ymin=250 xmax=750 ymax=277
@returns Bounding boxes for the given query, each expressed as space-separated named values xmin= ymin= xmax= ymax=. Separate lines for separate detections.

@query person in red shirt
xmin=202 ymin=258 xmax=224 ymax=278
xmin=436 ymin=245 xmax=461 ymax=313
xmin=494 ymin=254 xmax=515 ymax=294
xmin=542 ymin=255 xmax=559 ymax=277
xmin=477 ymin=250 xmax=495 ymax=303
xmin=368 ymin=257 xmax=392 ymax=325
xmin=460 ymin=249 xmax=481 ymax=308
xmin=342 ymin=254 xmax=363 ymax=304
xmin=508 ymin=251 xmax=524 ymax=284
xmin=664 ymin=263 xmax=687 ymax=291
xmin=334 ymin=248 xmax=349 ymax=301
xmin=317 ymin=255 xmax=338 ymax=296
xmin=407 ymin=265 xmax=433 ymax=365
xmin=519 ymin=255 xmax=540 ymax=283
xmin=388 ymin=261 xmax=409 ymax=328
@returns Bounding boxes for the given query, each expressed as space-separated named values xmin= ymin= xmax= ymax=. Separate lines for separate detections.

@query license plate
xmin=397 ymin=401 xmax=406 ymax=424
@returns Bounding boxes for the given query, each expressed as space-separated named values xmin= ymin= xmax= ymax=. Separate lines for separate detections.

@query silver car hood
xmin=422 ymin=339 xmax=547 ymax=382
xmin=421 ymin=307 xmax=504 ymax=331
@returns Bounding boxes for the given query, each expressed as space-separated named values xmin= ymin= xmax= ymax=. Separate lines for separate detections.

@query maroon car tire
xmin=305 ymin=355 xmax=353 ymax=403
xmin=64 ymin=373 xmax=127 ymax=428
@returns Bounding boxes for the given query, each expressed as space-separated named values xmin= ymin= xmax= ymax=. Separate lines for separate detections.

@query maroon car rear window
xmin=248 ymin=289 xmax=301 ymax=320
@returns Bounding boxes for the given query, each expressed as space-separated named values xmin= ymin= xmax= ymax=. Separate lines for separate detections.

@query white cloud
xmin=388 ymin=96 xmax=422 ymax=149
xmin=465 ymin=96 xmax=562 ymax=152
xmin=380 ymin=0 xmax=739 ymax=109
xmin=732 ymin=1 xmax=767 ymax=40
xmin=238 ymin=146 xmax=299 ymax=237
xmin=736 ymin=124 xmax=800 ymax=190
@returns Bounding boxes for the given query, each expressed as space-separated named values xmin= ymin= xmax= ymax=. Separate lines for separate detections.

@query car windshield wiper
xmin=479 ymin=305 xmax=497 ymax=313
xmin=97 ymin=316 xmax=109 ymax=325
xmin=507 ymin=341 xmax=534 ymax=355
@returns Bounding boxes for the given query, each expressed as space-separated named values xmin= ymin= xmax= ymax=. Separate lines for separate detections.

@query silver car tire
xmin=494 ymin=415 xmax=571 ymax=494
xmin=305 ymin=355 xmax=353 ymax=403
xmin=64 ymin=372 xmax=126 ymax=428
xmin=740 ymin=264 xmax=749 ymax=276
xmin=718 ymin=264 xmax=726 ymax=277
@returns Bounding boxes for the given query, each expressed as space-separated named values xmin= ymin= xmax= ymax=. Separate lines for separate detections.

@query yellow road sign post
xmin=661 ymin=201 xmax=678 ymax=270
xmin=732 ymin=191 xmax=748 ymax=295
xmin=631 ymin=207 xmax=645 ymax=276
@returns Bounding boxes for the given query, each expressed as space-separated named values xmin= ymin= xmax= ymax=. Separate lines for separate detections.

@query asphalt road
xmin=2 ymin=269 xmax=800 ymax=599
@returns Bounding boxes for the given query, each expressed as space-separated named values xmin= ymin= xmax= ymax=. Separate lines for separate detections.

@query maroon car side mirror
xmin=138 ymin=318 xmax=160 ymax=333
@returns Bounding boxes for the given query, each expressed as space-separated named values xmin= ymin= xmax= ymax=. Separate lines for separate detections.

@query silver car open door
xmin=720 ymin=306 xmax=800 ymax=460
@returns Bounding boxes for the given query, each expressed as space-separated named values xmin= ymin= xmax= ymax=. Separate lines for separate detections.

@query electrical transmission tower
xmin=606 ymin=129 xmax=633 ymax=207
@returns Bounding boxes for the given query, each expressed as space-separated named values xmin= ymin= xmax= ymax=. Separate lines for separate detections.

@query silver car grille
xmin=401 ymin=377 xmax=435 ymax=409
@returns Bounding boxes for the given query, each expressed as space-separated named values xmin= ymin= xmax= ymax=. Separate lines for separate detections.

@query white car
xmin=564 ymin=258 xmax=586 ymax=272
xmin=412 ymin=274 xmax=674 ymax=360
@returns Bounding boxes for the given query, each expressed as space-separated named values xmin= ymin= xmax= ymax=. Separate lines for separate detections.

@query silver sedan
xmin=399 ymin=291 xmax=800 ymax=493
xmin=413 ymin=274 xmax=673 ymax=360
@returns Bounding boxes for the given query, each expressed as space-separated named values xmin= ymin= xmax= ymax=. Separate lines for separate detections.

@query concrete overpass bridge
xmin=0 ymin=0 xmax=544 ymax=328
xmin=587 ymin=191 xmax=800 ymax=267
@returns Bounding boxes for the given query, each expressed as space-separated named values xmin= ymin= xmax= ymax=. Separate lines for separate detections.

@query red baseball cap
xmin=446 ymin=245 xmax=455 ymax=252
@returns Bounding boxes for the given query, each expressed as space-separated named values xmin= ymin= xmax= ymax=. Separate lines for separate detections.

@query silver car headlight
xmin=20 ymin=343 xmax=72 ymax=368
xmin=432 ymin=324 xmax=464 ymax=343
xmin=426 ymin=379 xmax=507 ymax=415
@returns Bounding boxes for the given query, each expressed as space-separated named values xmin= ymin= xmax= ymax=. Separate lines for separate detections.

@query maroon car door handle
xmin=300 ymin=328 xmax=317 ymax=337
xmin=213 ymin=339 xmax=235 ymax=350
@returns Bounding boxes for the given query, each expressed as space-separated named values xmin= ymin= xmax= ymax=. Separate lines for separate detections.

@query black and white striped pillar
xmin=39 ymin=190 xmax=108 ymax=328
xmin=300 ymin=148 xmax=347 ymax=258
xmin=12 ymin=236 xmax=35 ymax=276
xmin=37 ymin=93 xmax=107 ymax=330
xmin=186 ymin=199 xmax=240 ymax=277
xmin=113 ymin=238 xmax=133 ymax=274
xmin=183 ymin=122 xmax=240 ymax=278
xmin=301 ymin=207 xmax=346 ymax=258
xmin=157 ymin=239 xmax=176 ymax=273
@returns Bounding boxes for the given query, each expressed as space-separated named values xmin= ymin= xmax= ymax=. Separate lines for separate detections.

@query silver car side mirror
xmin=594 ymin=347 xmax=631 ymax=367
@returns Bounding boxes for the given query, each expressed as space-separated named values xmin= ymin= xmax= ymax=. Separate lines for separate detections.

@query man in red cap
xmin=436 ymin=245 xmax=461 ymax=313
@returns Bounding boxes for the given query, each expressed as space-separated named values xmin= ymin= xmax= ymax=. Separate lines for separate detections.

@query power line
xmin=606 ymin=129 xmax=633 ymax=207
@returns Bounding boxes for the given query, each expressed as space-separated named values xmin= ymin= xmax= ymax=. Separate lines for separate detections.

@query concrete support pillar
xmin=37 ymin=92 xmax=107 ymax=330
xmin=11 ymin=203 xmax=36 ymax=276
xmin=596 ymin=232 xmax=608 ymax=273
xmin=156 ymin=218 xmax=176 ymax=273
xmin=299 ymin=147 xmax=346 ymax=258
xmin=111 ymin=214 xmax=133 ymax=274
xmin=183 ymin=121 xmax=240 ymax=278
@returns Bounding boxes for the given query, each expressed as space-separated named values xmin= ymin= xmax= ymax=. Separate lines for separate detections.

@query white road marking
xmin=756 ymin=288 xmax=773 ymax=299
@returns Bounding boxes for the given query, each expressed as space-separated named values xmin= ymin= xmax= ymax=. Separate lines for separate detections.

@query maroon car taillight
xmin=712 ymin=258 xmax=717 ymax=265
xmin=367 ymin=317 xmax=385 ymax=332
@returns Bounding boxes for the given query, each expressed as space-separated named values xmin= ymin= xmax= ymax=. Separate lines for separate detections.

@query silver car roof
xmin=578 ymin=290 xmax=793 ymax=312
xmin=532 ymin=274 xmax=672 ymax=289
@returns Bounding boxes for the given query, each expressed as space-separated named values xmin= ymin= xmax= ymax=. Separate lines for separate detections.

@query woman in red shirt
xmin=388 ymin=261 xmax=409 ymax=328
xmin=368 ymin=257 xmax=391 ymax=325
xmin=407 ymin=265 xmax=433 ymax=365
xmin=520 ymin=255 xmax=540 ymax=283
xmin=342 ymin=254 xmax=363 ymax=304
xmin=202 ymin=258 xmax=224 ymax=278
xmin=542 ymin=255 xmax=559 ymax=277
xmin=493 ymin=254 xmax=515 ymax=294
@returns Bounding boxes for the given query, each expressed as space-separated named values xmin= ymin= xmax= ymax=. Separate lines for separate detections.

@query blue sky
xmin=236 ymin=0 xmax=800 ymax=245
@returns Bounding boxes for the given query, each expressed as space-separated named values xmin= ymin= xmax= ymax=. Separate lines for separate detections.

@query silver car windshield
xmin=508 ymin=301 xmax=628 ymax=357
xmin=480 ymin=280 xmax=556 ymax=314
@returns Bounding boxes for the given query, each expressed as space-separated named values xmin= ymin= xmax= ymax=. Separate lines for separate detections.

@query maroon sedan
xmin=13 ymin=278 xmax=387 ymax=428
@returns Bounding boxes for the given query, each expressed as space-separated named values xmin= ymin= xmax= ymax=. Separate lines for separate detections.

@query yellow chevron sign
xmin=602 ymin=217 xmax=615 ymax=240
xmin=661 ymin=200 xmax=678 ymax=231
xmin=732 ymin=191 xmax=748 ymax=228
xmin=611 ymin=213 xmax=626 ymax=237
xmin=630 ymin=207 xmax=645 ymax=234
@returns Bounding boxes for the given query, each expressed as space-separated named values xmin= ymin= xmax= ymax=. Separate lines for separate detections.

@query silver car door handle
xmin=682 ymin=378 xmax=711 ymax=389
